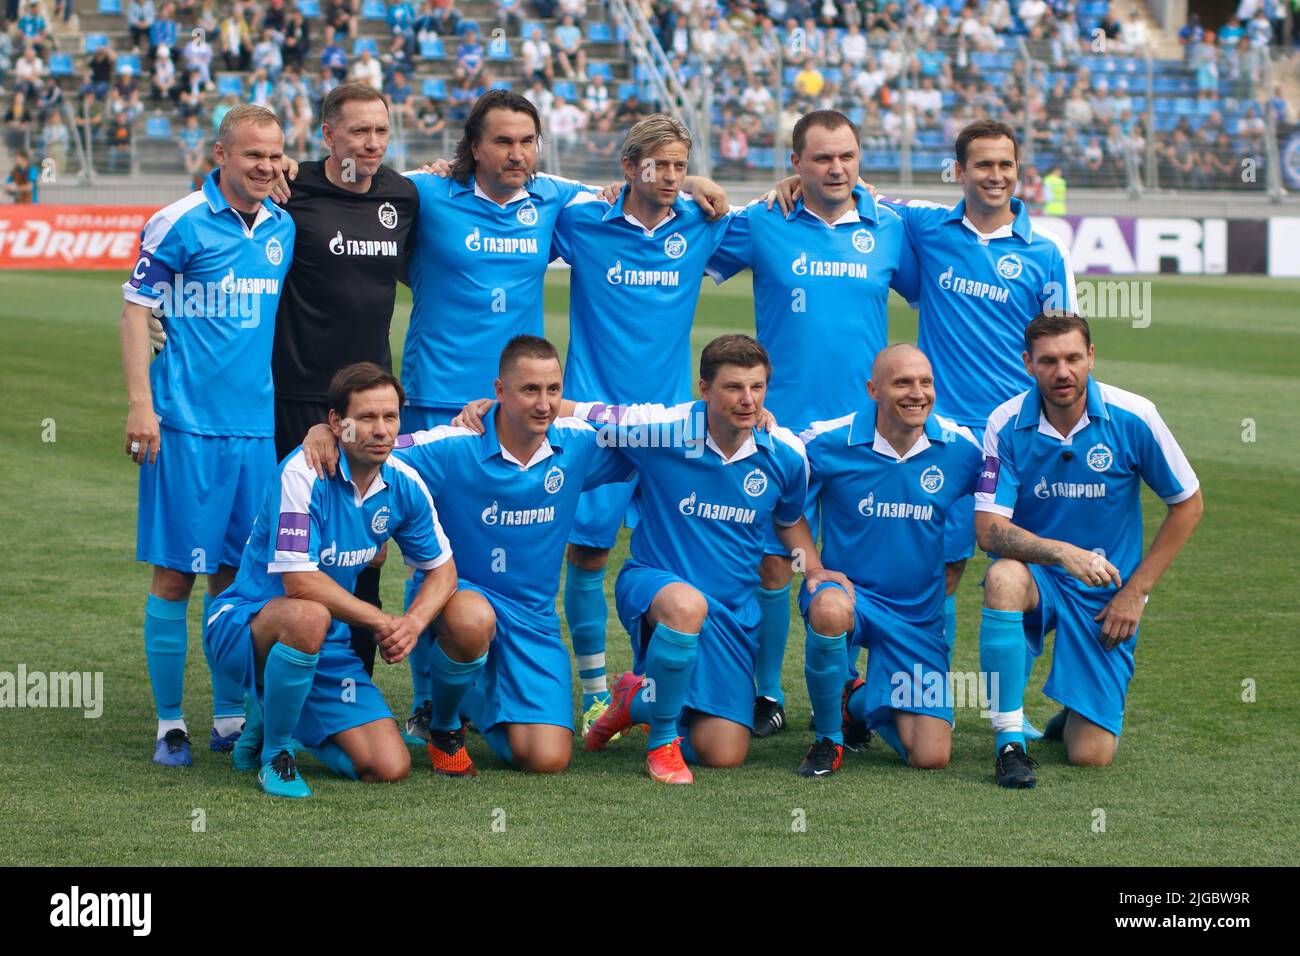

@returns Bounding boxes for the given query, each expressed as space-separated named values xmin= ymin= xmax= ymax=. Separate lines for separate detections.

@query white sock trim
xmin=990 ymin=708 xmax=1024 ymax=733
xmin=581 ymin=676 xmax=608 ymax=694
xmin=575 ymin=653 xmax=605 ymax=671
xmin=157 ymin=717 xmax=188 ymax=740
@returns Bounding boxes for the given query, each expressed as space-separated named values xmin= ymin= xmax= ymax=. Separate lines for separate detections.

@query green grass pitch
xmin=1 ymin=270 xmax=1297 ymax=866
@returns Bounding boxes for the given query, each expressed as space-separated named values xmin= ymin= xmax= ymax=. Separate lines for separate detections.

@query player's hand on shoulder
xmin=301 ymin=423 xmax=340 ymax=479
xmin=765 ymin=174 xmax=801 ymax=214
xmin=1059 ymin=544 xmax=1123 ymax=590
xmin=688 ymin=177 xmax=728 ymax=220
xmin=270 ymin=155 xmax=298 ymax=204
xmin=758 ymin=407 xmax=777 ymax=431
xmin=420 ymin=157 xmax=452 ymax=178
xmin=125 ymin=403 xmax=161 ymax=465
xmin=598 ymin=180 xmax=624 ymax=204
xmin=450 ymin=398 xmax=494 ymax=434
xmin=803 ymin=566 xmax=853 ymax=599
xmin=1094 ymin=584 xmax=1144 ymax=650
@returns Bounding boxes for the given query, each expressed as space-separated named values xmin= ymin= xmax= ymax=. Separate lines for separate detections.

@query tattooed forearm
xmin=986 ymin=521 xmax=1061 ymax=566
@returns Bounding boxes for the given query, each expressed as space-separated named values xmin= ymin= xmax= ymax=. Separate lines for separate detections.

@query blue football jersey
xmin=554 ymin=190 xmax=734 ymax=405
xmin=219 ymin=448 xmax=452 ymax=622
xmin=975 ymin=378 xmax=1199 ymax=595
xmin=123 ymin=169 xmax=296 ymax=437
xmin=801 ymin=404 xmax=982 ymax=625
xmin=402 ymin=172 xmax=595 ymax=409
xmin=891 ymin=197 xmax=1078 ymax=427
xmin=706 ymin=187 xmax=916 ymax=428
xmin=578 ymin=400 xmax=809 ymax=612
xmin=391 ymin=408 xmax=633 ymax=617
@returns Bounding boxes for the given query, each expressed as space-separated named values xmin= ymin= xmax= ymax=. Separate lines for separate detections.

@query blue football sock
xmin=875 ymin=718 xmax=909 ymax=762
xmin=980 ymin=607 xmax=1028 ymax=752
xmin=754 ymin=584 xmax=791 ymax=704
xmin=629 ymin=687 xmax=652 ymax=726
xmin=564 ymin=562 xmax=609 ymax=705
xmin=846 ymin=679 xmax=869 ymax=725
xmin=678 ymin=727 xmax=699 ymax=765
xmin=404 ymin=576 xmax=434 ymax=708
xmin=145 ymin=594 xmax=189 ymax=721
xmin=459 ymin=684 xmax=487 ymax=728
xmin=642 ymin=622 xmax=699 ymax=750
xmin=805 ymin=628 xmax=847 ymax=744
xmin=430 ymin=641 xmax=487 ymax=732
xmin=261 ymin=643 xmax=319 ymax=765
xmin=307 ymin=740 xmax=358 ymax=780
xmin=943 ymin=593 xmax=957 ymax=652
xmin=202 ymin=592 xmax=246 ymax=720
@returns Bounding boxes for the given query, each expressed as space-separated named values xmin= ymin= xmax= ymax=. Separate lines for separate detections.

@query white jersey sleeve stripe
xmin=575 ymin=400 xmax=696 ymax=427
xmin=933 ymin=414 xmax=981 ymax=451
xmin=273 ymin=452 xmax=320 ymax=567
xmin=1098 ymin=383 xmax=1200 ymax=502
xmin=798 ymin=412 xmax=856 ymax=445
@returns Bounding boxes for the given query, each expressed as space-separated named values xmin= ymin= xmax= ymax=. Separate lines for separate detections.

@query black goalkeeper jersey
xmin=272 ymin=159 xmax=419 ymax=402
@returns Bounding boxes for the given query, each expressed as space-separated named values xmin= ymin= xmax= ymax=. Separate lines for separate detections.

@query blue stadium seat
xmin=782 ymin=65 xmax=799 ymax=85
xmin=458 ymin=20 xmax=481 ymax=36
xmin=846 ymin=106 xmax=863 ymax=124
xmin=587 ymin=61 xmax=613 ymax=80
xmin=421 ymin=77 xmax=447 ymax=99
xmin=116 ymin=53 xmax=141 ymax=74
xmin=552 ymin=80 xmax=577 ymax=100
xmin=84 ymin=33 xmax=110 ymax=53
xmin=361 ymin=0 xmax=386 ymax=19
xmin=49 ymin=52 xmax=73 ymax=76
xmin=419 ymin=36 xmax=445 ymax=58
xmin=618 ymin=82 xmax=636 ymax=100
xmin=490 ymin=79 xmax=512 ymax=91
xmin=217 ymin=74 xmax=244 ymax=97
xmin=98 ymin=0 xmax=122 ymax=12
xmin=145 ymin=116 xmax=172 ymax=139
xmin=749 ymin=146 xmax=773 ymax=168
xmin=520 ymin=20 xmax=545 ymax=39
xmin=587 ymin=22 xmax=612 ymax=43
xmin=353 ymin=37 xmax=379 ymax=56
xmin=487 ymin=39 xmax=512 ymax=59
xmin=298 ymin=0 xmax=320 ymax=14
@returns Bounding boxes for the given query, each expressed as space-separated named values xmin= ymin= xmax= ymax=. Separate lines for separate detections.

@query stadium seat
xmin=49 ymin=53 xmax=73 ymax=76
xmin=298 ymin=0 xmax=320 ymax=14
xmin=488 ymin=39 xmax=512 ymax=60
xmin=217 ymin=74 xmax=245 ymax=97
xmin=422 ymin=77 xmax=447 ymax=99
xmin=618 ymin=82 xmax=636 ymax=100
xmin=458 ymin=20 xmax=480 ymax=36
xmin=419 ymin=36 xmax=445 ymax=58
xmin=353 ymin=37 xmax=379 ymax=56
xmin=98 ymin=0 xmax=122 ymax=12
xmin=520 ymin=20 xmax=545 ymax=39
xmin=490 ymin=79 xmax=512 ymax=91
xmin=361 ymin=0 xmax=386 ymax=19
xmin=145 ymin=116 xmax=172 ymax=139
xmin=84 ymin=34 xmax=110 ymax=53
xmin=749 ymin=146 xmax=773 ymax=168
xmin=552 ymin=80 xmax=577 ymax=100
xmin=587 ymin=62 xmax=613 ymax=81
xmin=117 ymin=54 xmax=141 ymax=75
xmin=587 ymin=22 xmax=612 ymax=43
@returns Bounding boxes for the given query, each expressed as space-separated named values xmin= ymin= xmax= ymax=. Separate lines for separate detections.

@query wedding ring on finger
xmin=130 ymin=441 xmax=141 ymax=454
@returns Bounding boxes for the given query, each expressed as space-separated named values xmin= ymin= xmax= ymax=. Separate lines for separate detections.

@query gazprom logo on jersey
xmin=464 ymin=227 xmax=539 ymax=255
xmin=677 ymin=491 xmax=757 ymax=524
xmin=329 ymin=230 xmax=400 ymax=257
xmin=857 ymin=492 xmax=934 ymax=521
xmin=605 ymin=259 xmax=680 ymax=286
xmin=936 ymin=265 xmax=1011 ymax=303
xmin=1034 ymin=476 xmax=1107 ymax=499
xmin=480 ymin=500 xmax=555 ymax=526
xmin=140 ymin=267 xmax=272 ymax=327
xmin=319 ymin=541 xmax=379 ymax=567
xmin=790 ymin=251 xmax=869 ymax=278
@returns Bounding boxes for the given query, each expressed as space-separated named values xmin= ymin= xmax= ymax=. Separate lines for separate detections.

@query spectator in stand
xmin=553 ymin=14 xmax=588 ymax=81
xmin=533 ymin=0 xmax=556 ymax=18
xmin=211 ymin=90 xmax=237 ymax=133
xmin=388 ymin=0 xmax=418 ymax=56
xmin=1160 ymin=129 xmax=1203 ymax=188
xmin=129 ymin=0 xmax=158 ymax=53
xmin=254 ymin=28 xmax=286 ymax=81
xmin=1119 ymin=6 xmax=1146 ymax=50
xmin=327 ymin=0 xmax=359 ymax=40
xmin=14 ymin=44 xmax=44 ymax=98
xmin=455 ymin=27 xmax=485 ymax=89
xmin=150 ymin=4 xmax=179 ymax=66
xmin=584 ymin=72 xmax=611 ymax=118
xmin=740 ymin=77 xmax=774 ymax=118
xmin=222 ymin=7 xmax=253 ymax=71
xmin=36 ymin=73 xmax=62 ymax=122
xmin=523 ymin=77 xmax=554 ymax=116
xmin=316 ymin=66 xmax=341 ymax=108
xmin=1064 ymin=85 xmax=1093 ymax=129
xmin=322 ymin=30 xmax=349 ymax=80
xmin=1017 ymin=0 xmax=1048 ymax=31
xmin=417 ymin=97 xmax=445 ymax=136
xmin=1238 ymin=103 xmax=1265 ymax=151
xmin=384 ymin=32 xmax=414 ymax=78
xmin=106 ymin=110 xmax=133 ymax=173
xmin=614 ymin=92 xmax=647 ymax=126
xmin=907 ymin=75 xmax=942 ymax=118
xmin=496 ymin=0 xmax=523 ymax=32
xmin=4 ymin=90 xmax=34 ymax=153
xmin=179 ymin=112 xmax=206 ymax=175
xmin=5 ymin=148 xmax=38 ymax=203
xmin=388 ymin=68 xmax=417 ymax=125
xmin=1267 ymin=85 xmax=1289 ymax=125
xmin=283 ymin=8 xmax=311 ymax=71
xmin=840 ymin=21 xmax=868 ymax=68
xmin=42 ymin=111 xmax=69 ymax=170
xmin=17 ymin=1 xmax=49 ymax=59
xmin=351 ymin=47 xmax=384 ymax=90
xmin=913 ymin=36 xmax=949 ymax=84
xmin=557 ymin=0 xmax=585 ymax=17
xmin=152 ymin=45 xmax=179 ymax=102
xmin=419 ymin=0 xmax=461 ymax=37
xmin=793 ymin=61 xmax=825 ymax=99
xmin=987 ymin=0 xmax=1012 ymax=32
xmin=583 ymin=110 xmax=619 ymax=160
xmin=548 ymin=94 xmax=585 ymax=151
xmin=183 ymin=28 xmax=214 ymax=89
xmin=717 ymin=114 xmax=749 ymax=174
xmin=1179 ymin=13 xmax=1204 ymax=63
xmin=523 ymin=27 xmax=553 ymax=84
xmin=248 ymin=67 xmax=275 ymax=107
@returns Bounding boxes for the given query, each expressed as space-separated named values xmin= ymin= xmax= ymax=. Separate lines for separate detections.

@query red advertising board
xmin=0 ymin=205 xmax=151 ymax=269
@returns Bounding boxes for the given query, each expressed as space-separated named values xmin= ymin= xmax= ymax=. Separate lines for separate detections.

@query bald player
xmin=794 ymin=344 xmax=983 ymax=776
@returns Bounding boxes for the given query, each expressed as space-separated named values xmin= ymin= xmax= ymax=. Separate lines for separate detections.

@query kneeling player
xmin=974 ymin=314 xmax=1202 ymax=787
xmin=205 ymin=364 xmax=464 ymax=798
xmin=796 ymin=345 xmax=982 ymax=776
xmin=579 ymin=335 xmax=851 ymax=783
xmin=305 ymin=337 xmax=634 ymax=775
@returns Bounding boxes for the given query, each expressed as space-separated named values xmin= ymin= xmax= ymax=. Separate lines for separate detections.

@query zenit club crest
xmin=265 ymin=238 xmax=283 ymax=265
xmin=1086 ymin=444 xmax=1114 ymax=472
xmin=743 ymin=469 xmax=768 ymax=497
xmin=664 ymin=232 xmax=687 ymax=259
xmin=378 ymin=202 xmax=398 ymax=229
xmin=996 ymin=254 xmax=1023 ymax=280
xmin=919 ymin=466 xmax=944 ymax=493
xmin=517 ymin=201 xmax=538 ymax=226
xmin=851 ymin=229 xmax=875 ymax=254
xmin=544 ymin=466 xmax=565 ymax=494
xmin=370 ymin=506 xmax=391 ymax=535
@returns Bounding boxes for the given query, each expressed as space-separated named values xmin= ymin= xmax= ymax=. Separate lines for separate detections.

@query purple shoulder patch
xmin=276 ymin=512 xmax=311 ymax=552
xmin=586 ymin=403 xmax=625 ymax=425
xmin=395 ymin=433 xmax=415 ymax=449
xmin=976 ymin=457 xmax=1001 ymax=495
